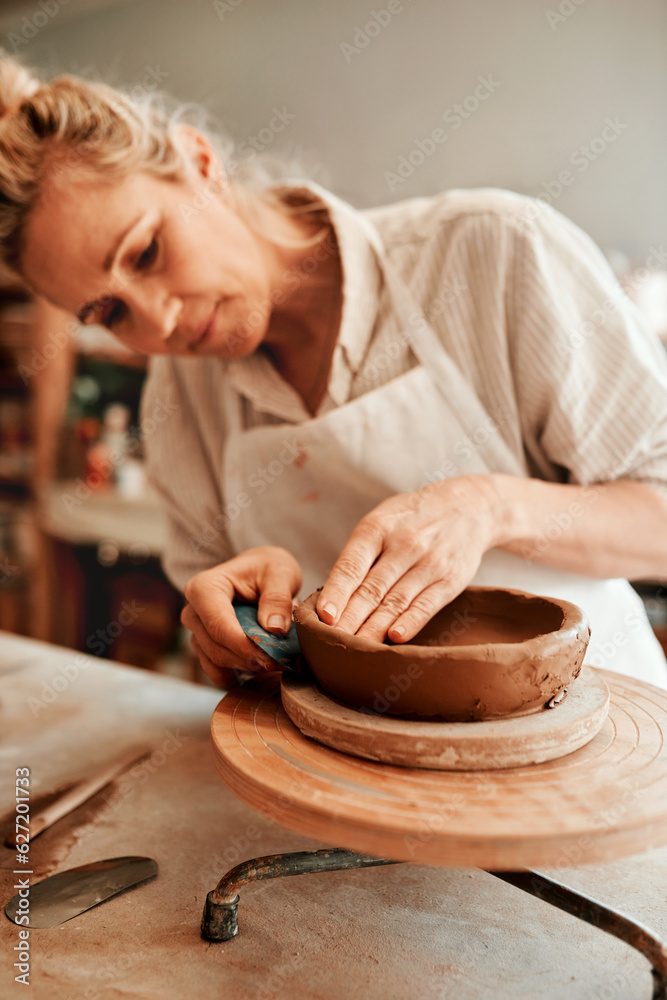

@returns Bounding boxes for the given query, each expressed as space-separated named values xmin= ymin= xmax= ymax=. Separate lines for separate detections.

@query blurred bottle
xmin=101 ymin=403 xmax=146 ymax=498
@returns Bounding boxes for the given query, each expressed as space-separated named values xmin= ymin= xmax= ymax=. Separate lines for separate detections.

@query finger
xmin=316 ymin=520 xmax=383 ymax=626
xmin=353 ymin=565 xmax=440 ymax=642
xmin=335 ymin=548 xmax=419 ymax=635
xmin=386 ymin=580 xmax=466 ymax=644
xmin=181 ymin=580 xmax=272 ymax=667
xmin=385 ymin=548 xmax=484 ymax=643
xmin=256 ymin=558 xmax=302 ymax=635
xmin=182 ymin=603 xmax=273 ymax=672
xmin=191 ymin=636 xmax=244 ymax=689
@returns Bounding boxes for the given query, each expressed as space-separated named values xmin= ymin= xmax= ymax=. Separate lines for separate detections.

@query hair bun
xmin=0 ymin=57 xmax=39 ymax=119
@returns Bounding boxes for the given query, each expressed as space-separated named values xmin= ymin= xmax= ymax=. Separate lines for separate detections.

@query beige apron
xmin=221 ymin=186 xmax=667 ymax=688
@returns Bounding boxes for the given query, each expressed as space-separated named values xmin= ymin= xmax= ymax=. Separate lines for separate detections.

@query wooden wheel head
xmin=211 ymin=669 xmax=667 ymax=869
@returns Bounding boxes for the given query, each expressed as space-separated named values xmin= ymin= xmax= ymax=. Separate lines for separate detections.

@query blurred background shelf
xmin=0 ymin=291 xmax=201 ymax=682
xmin=41 ymin=479 xmax=167 ymax=554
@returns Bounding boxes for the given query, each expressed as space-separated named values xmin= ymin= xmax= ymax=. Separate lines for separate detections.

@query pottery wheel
xmin=280 ymin=668 xmax=609 ymax=771
xmin=211 ymin=668 xmax=667 ymax=869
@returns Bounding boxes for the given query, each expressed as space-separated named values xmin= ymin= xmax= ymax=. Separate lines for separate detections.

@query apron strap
xmin=343 ymin=189 xmax=527 ymax=478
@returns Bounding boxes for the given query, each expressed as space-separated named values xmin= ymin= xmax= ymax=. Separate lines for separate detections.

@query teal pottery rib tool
xmin=233 ymin=603 xmax=302 ymax=670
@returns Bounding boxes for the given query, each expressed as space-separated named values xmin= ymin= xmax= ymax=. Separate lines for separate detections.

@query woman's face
xmin=20 ymin=141 xmax=281 ymax=358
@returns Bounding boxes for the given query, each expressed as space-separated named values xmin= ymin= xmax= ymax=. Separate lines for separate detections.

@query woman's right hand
xmin=181 ymin=546 xmax=302 ymax=688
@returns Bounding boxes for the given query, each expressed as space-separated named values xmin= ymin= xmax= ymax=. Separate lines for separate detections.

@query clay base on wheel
xmin=211 ymin=669 xmax=667 ymax=867
xmin=293 ymin=587 xmax=591 ymax=721
xmin=280 ymin=667 xmax=609 ymax=770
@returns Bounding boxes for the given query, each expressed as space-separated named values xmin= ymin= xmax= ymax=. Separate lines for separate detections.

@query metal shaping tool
xmin=233 ymin=603 xmax=301 ymax=669
xmin=4 ymin=856 xmax=158 ymax=928
xmin=3 ymin=747 xmax=151 ymax=848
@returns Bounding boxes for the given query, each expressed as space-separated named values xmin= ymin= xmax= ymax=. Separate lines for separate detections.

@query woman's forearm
xmin=486 ymin=473 xmax=667 ymax=580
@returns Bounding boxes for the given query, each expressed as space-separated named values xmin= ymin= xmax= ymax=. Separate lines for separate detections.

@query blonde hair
xmin=0 ymin=56 xmax=330 ymax=280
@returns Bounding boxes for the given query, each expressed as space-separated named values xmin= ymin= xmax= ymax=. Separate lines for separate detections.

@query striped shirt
xmin=141 ymin=185 xmax=667 ymax=593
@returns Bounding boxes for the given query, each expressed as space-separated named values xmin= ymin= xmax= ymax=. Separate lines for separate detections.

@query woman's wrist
xmin=472 ymin=472 xmax=528 ymax=550
xmin=429 ymin=473 xmax=521 ymax=551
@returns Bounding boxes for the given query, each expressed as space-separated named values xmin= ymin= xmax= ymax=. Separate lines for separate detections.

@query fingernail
xmin=267 ymin=614 xmax=287 ymax=632
xmin=390 ymin=625 xmax=405 ymax=640
xmin=321 ymin=602 xmax=337 ymax=622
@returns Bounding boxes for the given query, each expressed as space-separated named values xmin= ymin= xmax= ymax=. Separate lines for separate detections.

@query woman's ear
xmin=174 ymin=124 xmax=227 ymax=193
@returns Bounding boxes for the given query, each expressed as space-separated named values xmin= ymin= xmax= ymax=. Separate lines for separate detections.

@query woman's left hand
xmin=316 ymin=475 xmax=503 ymax=642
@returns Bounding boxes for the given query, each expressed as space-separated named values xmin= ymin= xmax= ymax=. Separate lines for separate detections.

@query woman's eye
xmin=103 ymin=301 xmax=127 ymax=328
xmin=136 ymin=238 xmax=158 ymax=269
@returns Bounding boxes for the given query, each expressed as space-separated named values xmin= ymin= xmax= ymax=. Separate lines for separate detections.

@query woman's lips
xmin=195 ymin=303 xmax=219 ymax=346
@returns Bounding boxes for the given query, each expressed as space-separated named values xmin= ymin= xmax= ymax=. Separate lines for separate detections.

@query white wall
xmin=2 ymin=0 xmax=665 ymax=257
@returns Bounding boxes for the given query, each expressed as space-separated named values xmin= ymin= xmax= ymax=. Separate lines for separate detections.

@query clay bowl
xmin=292 ymin=587 xmax=591 ymax=722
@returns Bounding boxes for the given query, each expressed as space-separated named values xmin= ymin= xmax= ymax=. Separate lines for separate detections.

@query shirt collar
xmin=297 ymin=179 xmax=381 ymax=377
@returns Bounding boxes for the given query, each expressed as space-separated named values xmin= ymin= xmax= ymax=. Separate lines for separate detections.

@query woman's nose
xmin=154 ymin=296 xmax=182 ymax=341
xmin=127 ymin=281 xmax=182 ymax=341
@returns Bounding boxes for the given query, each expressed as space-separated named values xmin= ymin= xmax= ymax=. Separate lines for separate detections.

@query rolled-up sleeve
xmin=508 ymin=203 xmax=667 ymax=498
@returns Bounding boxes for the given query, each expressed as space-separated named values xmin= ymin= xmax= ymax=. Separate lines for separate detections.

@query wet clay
xmin=292 ymin=587 xmax=591 ymax=722
xmin=412 ymin=589 xmax=564 ymax=647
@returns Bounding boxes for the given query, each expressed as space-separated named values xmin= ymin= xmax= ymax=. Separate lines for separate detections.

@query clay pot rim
xmin=293 ymin=586 xmax=589 ymax=659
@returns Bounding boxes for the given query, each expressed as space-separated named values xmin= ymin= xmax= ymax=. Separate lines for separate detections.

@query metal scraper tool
xmin=234 ymin=603 xmax=302 ymax=669
xmin=4 ymin=856 xmax=158 ymax=928
xmin=4 ymin=747 xmax=151 ymax=848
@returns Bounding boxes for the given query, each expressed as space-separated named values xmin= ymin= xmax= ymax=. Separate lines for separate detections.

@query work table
xmin=1 ymin=630 xmax=666 ymax=1000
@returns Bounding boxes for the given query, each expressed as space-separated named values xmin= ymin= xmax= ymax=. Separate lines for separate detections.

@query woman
xmin=2 ymin=58 xmax=667 ymax=689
